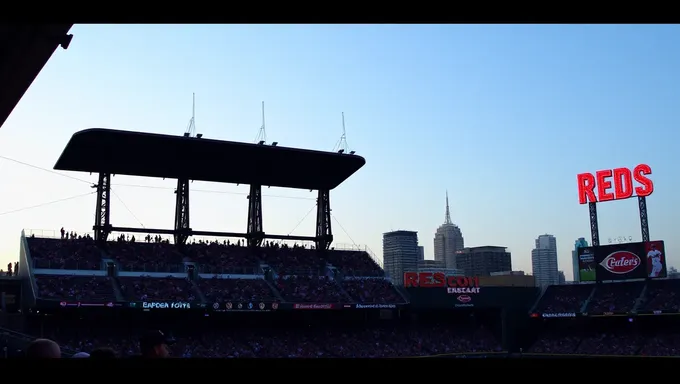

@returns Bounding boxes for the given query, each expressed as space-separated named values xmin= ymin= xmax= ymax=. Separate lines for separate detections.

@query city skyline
xmin=0 ymin=25 xmax=679 ymax=281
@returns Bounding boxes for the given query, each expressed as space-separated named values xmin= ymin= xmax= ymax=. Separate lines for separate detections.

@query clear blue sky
xmin=1 ymin=24 xmax=679 ymax=280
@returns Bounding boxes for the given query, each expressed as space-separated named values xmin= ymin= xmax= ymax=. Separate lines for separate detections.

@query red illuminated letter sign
xmin=577 ymin=164 xmax=653 ymax=204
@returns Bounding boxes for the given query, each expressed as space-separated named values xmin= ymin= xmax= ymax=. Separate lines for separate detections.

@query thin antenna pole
xmin=333 ymin=112 xmax=350 ymax=153
xmin=185 ymin=93 xmax=196 ymax=138
xmin=255 ymin=101 xmax=267 ymax=144
xmin=342 ymin=112 xmax=346 ymax=136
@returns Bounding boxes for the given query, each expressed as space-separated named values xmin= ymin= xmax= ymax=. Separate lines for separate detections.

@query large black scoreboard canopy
xmin=0 ymin=24 xmax=73 ymax=129
xmin=54 ymin=128 xmax=366 ymax=191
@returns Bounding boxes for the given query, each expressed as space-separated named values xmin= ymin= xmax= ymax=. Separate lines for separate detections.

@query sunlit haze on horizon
xmin=1 ymin=24 xmax=680 ymax=281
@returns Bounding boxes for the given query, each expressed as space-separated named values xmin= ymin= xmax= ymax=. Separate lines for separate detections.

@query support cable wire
xmin=0 ymin=192 xmax=95 ymax=217
xmin=111 ymin=190 xmax=146 ymax=228
xmin=0 ymin=155 xmax=91 ymax=185
xmin=0 ymin=155 xmax=315 ymax=201
xmin=287 ymin=203 xmax=317 ymax=236
xmin=331 ymin=214 xmax=358 ymax=247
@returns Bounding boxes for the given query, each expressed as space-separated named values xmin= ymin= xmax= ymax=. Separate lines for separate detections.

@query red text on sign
xmin=403 ymin=272 xmax=479 ymax=288
xmin=577 ymin=164 xmax=653 ymax=204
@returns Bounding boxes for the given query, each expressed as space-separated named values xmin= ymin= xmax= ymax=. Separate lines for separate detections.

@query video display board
xmin=577 ymin=247 xmax=596 ymax=282
xmin=584 ymin=240 xmax=667 ymax=281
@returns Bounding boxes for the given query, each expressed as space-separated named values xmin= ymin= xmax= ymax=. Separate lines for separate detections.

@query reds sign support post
xmin=577 ymin=164 xmax=654 ymax=247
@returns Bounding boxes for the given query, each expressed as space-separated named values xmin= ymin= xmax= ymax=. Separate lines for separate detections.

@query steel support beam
xmin=639 ymin=196 xmax=650 ymax=242
xmin=246 ymin=184 xmax=264 ymax=247
xmin=315 ymin=189 xmax=333 ymax=250
xmin=93 ymin=172 xmax=112 ymax=242
xmin=589 ymin=202 xmax=599 ymax=247
xmin=173 ymin=178 xmax=191 ymax=245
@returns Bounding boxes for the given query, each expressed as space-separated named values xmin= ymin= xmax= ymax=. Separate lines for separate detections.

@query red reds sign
xmin=577 ymin=164 xmax=653 ymax=205
xmin=403 ymin=272 xmax=480 ymax=294
xmin=599 ymin=251 xmax=641 ymax=274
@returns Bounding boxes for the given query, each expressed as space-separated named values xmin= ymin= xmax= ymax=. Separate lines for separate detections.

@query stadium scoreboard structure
xmin=576 ymin=163 xmax=653 ymax=247
xmin=575 ymin=164 xmax=666 ymax=282
xmin=53 ymin=128 xmax=366 ymax=250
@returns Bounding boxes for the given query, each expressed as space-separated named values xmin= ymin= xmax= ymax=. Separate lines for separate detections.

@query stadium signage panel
xmin=293 ymin=303 xmax=336 ymax=310
xmin=212 ymin=302 xmax=277 ymax=312
xmin=354 ymin=304 xmax=397 ymax=309
xmin=141 ymin=301 xmax=191 ymax=309
xmin=541 ymin=313 xmax=576 ymax=318
xmin=403 ymin=272 xmax=480 ymax=293
xmin=586 ymin=241 xmax=667 ymax=281
xmin=576 ymin=164 xmax=653 ymax=204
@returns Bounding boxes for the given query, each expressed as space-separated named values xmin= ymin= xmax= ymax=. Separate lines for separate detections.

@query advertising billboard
xmin=644 ymin=241 xmax=667 ymax=279
xmin=577 ymin=247 xmax=597 ymax=282
xmin=592 ymin=241 xmax=667 ymax=281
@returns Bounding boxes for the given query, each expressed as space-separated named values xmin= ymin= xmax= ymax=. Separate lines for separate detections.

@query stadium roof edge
xmin=54 ymin=128 xmax=366 ymax=191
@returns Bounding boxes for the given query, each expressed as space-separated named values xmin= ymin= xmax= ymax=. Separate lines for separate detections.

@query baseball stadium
xmin=1 ymin=25 xmax=679 ymax=360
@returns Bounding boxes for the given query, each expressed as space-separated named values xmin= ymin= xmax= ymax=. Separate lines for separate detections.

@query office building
xmin=455 ymin=246 xmax=512 ymax=276
xmin=531 ymin=234 xmax=559 ymax=286
xmin=383 ymin=230 xmax=420 ymax=286
xmin=571 ymin=237 xmax=589 ymax=282
xmin=417 ymin=246 xmax=425 ymax=262
xmin=433 ymin=192 xmax=464 ymax=269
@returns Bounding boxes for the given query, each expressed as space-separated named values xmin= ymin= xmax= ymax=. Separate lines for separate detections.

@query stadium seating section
xmin=39 ymin=324 xmax=502 ymax=358
xmin=26 ymin=235 xmax=406 ymax=305
xmin=21 ymin=234 xmax=680 ymax=358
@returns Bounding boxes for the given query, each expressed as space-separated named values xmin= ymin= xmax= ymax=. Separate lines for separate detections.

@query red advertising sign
xmin=577 ymin=164 xmax=653 ymax=204
xmin=403 ymin=272 xmax=480 ymax=294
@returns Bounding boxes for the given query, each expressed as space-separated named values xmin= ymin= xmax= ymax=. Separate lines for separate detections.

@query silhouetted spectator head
xmin=140 ymin=330 xmax=172 ymax=358
xmin=26 ymin=339 xmax=61 ymax=358
xmin=90 ymin=347 xmax=116 ymax=358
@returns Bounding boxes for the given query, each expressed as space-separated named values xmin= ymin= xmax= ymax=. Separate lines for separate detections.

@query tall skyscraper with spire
xmin=433 ymin=191 xmax=465 ymax=269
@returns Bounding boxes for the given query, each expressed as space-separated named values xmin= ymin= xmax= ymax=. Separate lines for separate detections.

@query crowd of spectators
xmin=28 ymin=236 xmax=102 ymax=270
xmin=341 ymin=278 xmax=406 ymax=304
xmin=586 ymin=282 xmax=644 ymax=314
xmin=197 ymin=277 xmax=277 ymax=303
xmin=105 ymin=235 xmax=185 ymax=273
xmin=275 ymin=275 xmax=349 ymax=303
xmin=47 ymin=324 xmax=502 ymax=358
xmin=28 ymin=233 xmax=407 ymax=305
xmin=118 ymin=276 xmax=197 ymax=302
xmin=533 ymin=285 xmax=594 ymax=314
xmin=34 ymin=275 xmax=117 ymax=302
xmin=528 ymin=330 xmax=680 ymax=356
xmin=185 ymin=240 xmax=261 ymax=274
xmin=640 ymin=279 xmax=680 ymax=313
xmin=640 ymin=333 xmax=680 ymax=356
xmin=259 ymin=244 xmax=325 ymax=275
xmin=325 ymin=250 xmax=383 ymax=277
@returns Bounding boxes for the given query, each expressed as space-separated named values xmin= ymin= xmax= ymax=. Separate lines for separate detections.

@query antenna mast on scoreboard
xmin=255 ymin=101 xmax=267 ymax=144
xmin=333 ymin=112 xmax=352 ymax=154
xmin=184 ymin=93 xmax=197 ymax=138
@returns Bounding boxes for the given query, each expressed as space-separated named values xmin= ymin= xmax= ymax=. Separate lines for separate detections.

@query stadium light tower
xmin=175 ymin=93 xmax=197 ymax=245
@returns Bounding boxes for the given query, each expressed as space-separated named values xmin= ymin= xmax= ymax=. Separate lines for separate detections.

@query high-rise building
xmin=383 ymin=230 xmax=420 ymax=286
xmin=433 ymin=192 xmax=464 ymax=269
xmin=455 ymin=246 xmax=512 ymax=276
xmin=531 ymin=234 xmax=559 ymax=287
xmin=417 ymin=246 xmax=425 ymax=262
xmin=571 ymin=237 xmax=589 ymax=282
xmin=558 ymin=271 xmax=566 ymax=284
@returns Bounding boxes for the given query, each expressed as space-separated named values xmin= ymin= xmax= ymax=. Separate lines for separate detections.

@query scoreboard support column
xmin=639 ymin=196 xmax=650 ymax=242
xmin=589 ymin=202 xmax=600 ymax=247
